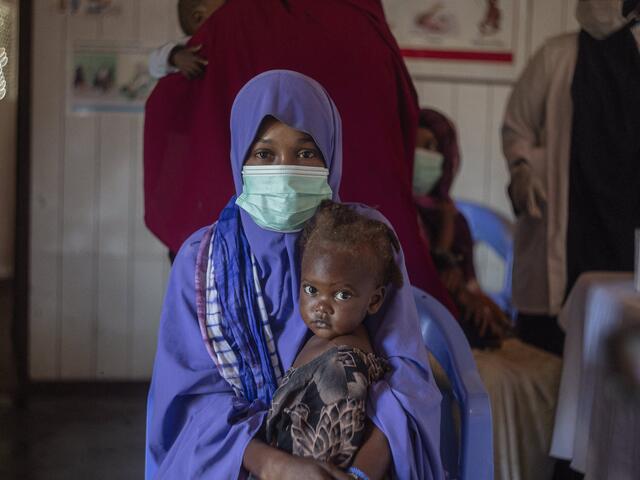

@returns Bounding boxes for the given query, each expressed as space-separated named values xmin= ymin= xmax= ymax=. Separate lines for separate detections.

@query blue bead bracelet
xmin=347 ymin=466 xmax=370 ymax=480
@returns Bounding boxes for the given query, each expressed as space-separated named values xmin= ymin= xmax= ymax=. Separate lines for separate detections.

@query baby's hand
xmin=169 ymin=45 xmax=208 ymax=79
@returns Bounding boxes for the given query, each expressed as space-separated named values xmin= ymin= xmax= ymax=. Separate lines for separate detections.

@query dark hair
xmin=299 ymin=200 xmax=404 ymax=289
xmin=177 ymin=0 xmax=203 ymax=35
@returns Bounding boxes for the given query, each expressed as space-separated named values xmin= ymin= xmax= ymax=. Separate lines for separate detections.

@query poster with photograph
xmin=382 ymin=0 xmax=527 ymax=80
xmin=66 ymin=0 xmax=122 ymax=16
xmin=70 ymin=50 xmax=155 ymax=113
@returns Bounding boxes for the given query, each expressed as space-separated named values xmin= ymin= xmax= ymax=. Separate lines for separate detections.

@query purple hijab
xmin=146 ymin=71 xmax=444 ymax=479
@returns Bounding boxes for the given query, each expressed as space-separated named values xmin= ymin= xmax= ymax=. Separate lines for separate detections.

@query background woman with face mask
xmin=413 ymin=108 xmax=563 ymax=480
xmin=414 ymin=109 xmax=511 ymax=348
xmin=145 ymin=71 xmax=445 ymax=480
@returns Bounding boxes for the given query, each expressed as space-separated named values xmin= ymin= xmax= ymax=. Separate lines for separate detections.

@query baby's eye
xmin=334 ymin=290 xmax=352 ymax=301
xmin=303 ymin=284 xmax=317 ymax=296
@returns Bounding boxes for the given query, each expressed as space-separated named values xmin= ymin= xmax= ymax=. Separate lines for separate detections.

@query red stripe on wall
xmin=400 ymin=49 xmax=513 ymax=63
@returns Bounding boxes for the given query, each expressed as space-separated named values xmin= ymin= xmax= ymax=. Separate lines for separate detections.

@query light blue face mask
xmin=413 ymin=148 xmax=444 ymax=196
xmin=236 ymin=165 xmax=333 ymax=232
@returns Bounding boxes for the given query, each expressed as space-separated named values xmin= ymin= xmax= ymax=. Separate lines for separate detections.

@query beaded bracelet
xmin=347 ymin=466 xmax=370 ymax=480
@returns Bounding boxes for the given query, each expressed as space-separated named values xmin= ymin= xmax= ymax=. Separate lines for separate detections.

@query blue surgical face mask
xmin=236 ymin=165 xmax=333 ymax=232
xmin=413 ymin=148 xmax=444 ymax=196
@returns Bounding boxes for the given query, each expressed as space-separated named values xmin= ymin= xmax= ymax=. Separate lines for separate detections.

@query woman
xmin=145 ymin=71 xmax=444 ymax=479
xmin=143 ymin=0 xmax=455 ymax=314
xmin=413 ymin=108 xmax=562 ymax=480
xmin=413 ymin=109 xmax=509 ymax=348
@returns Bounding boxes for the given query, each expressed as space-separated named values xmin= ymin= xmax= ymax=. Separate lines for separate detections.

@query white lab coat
xmin=502 ymin=26 xmax=640 ymax=315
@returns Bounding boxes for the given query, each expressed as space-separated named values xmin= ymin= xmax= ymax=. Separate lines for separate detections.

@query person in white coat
xmin=502 ymin=0 xmax=640 ymax=356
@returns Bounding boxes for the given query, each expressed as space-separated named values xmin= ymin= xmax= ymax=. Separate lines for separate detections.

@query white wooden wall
xmin=29 ymin=0 xmax=580 ymax=380
xmin=29 ymin=0 xmax=181 ymax=380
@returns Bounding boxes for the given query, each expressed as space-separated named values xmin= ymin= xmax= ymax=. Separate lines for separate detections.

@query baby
xmin=148 ymin=0 xmax=224 ymax=79
xmin=264 ymin=200 xmax=403 ymax=470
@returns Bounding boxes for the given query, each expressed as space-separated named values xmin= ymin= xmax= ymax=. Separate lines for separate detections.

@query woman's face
xmin=244 ymin=117 xmax=326 ymax=167
xmin=416 ymin=126 xmax=439 ymax=152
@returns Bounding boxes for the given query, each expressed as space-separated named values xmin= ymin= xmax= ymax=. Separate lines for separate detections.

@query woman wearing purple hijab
xmin=145 ymin=70 xmax=444 ymax=479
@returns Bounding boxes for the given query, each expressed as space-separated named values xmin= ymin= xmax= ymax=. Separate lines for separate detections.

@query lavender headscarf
xmin=232 ymin=71 xmax=343 ymax=372
xmin=146 ymin=70 xmax=444 ymax=479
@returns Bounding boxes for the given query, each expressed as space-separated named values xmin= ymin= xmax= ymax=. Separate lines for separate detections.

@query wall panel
xmin=95 ymin=115 xmax=133 ymax=378
xmin=529 ymin=0 xmax=566 ymax=55
xmin=100 ymin=0 xmax=137 ymax=44
xmin=69 ymin=8 xmax=99 ymax=42
xmin=415 ymin=81 xmax=456 ymax=116
xmin=451 ymin=84 xmax=491 ymax=203
xmin=60 ymin=115 xmax=98 ymax=378
xmin=29 ymin=3 xmax=67 ymax=380
xmin=130 ymin=116 xmax=166 ymax=378
xmin=139 ymin=0 xmax=176 ymax=48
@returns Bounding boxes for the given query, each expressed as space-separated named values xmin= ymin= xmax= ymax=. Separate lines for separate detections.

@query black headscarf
xmin=567 ymin=24 xmax=640 ymax=295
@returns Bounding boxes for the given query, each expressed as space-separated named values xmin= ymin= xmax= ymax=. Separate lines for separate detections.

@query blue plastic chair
xmin=455 ymin=199 xmax=514 ymax=316
xmin=144 ymin=388 xmax=156 ymax=480
xmin=413 ymin=286 xmax=493 ymax=480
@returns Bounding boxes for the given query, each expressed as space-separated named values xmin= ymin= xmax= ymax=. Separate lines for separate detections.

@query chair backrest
xmin=455 ymin=199 xmax=514 ymax=315
xmin=413 ymin=286 xmax=493 ymax=480
xmin=145 ymin=388 xmax=156 ymax=480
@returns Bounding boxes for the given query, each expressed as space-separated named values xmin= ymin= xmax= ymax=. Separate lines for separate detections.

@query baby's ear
xmin=367 ymin=286 xmax=386 ymax=315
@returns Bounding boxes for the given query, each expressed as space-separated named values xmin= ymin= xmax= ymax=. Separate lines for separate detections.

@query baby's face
xmin=299 ymin=242 xmax=385 ymax=340
xmin=188 ymin=0 xmax=225 ymax=35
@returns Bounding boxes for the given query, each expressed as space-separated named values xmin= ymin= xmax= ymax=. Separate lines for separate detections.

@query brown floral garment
xmin=265 ymin=345 xmax=389 ymax=468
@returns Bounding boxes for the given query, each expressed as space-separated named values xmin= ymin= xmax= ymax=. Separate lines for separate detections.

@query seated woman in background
xmin=413 ymin=109 xmax=510 ymax=348
xmin=413 ymin=108 xmax=563 ymax=480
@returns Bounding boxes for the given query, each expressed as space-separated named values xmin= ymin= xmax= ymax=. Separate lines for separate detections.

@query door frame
xmin=13 ymin=0 xmax=33 ymax=406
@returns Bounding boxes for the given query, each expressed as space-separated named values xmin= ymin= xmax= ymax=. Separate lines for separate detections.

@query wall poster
xmin=382 ymin=0 xmax=528 ymax=81
xmin=64 ymin=0 xmax=122 ymax=16
xmin=69 ymin=49 xmax=155 ymax=113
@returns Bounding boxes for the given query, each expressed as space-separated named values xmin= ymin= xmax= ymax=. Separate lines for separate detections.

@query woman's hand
xmin=458 ymin=290 xmax=511 ymax=345
xmin=439 ymin=267 xmax=466 ymax=295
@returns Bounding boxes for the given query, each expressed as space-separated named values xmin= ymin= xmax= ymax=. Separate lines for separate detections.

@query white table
xmin=550 ymin=272 xmax=640 ymax=479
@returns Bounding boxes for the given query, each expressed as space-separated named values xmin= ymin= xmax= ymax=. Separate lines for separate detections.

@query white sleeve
xmin=501 ymin=43 xmax=551 ymax=175
xmin=148 ymin=37 xmax=190 ymax=79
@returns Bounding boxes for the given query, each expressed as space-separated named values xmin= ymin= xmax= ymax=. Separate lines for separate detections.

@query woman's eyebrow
xmin=256 ymin=137 xmax=273 ymax=144
xmin=297 ymin=136 xmax=316 ymax=145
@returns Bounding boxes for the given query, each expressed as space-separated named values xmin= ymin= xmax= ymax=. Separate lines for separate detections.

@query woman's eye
xmin=335 ymin=291 xmax=352 ymax=301
xmin=303 ymin=285 xmax=317 ymax=295
xmin=255 ymin=150 xmax=272 ymax=160
xmin=298 ymin=149 xmax=317 ymax=159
